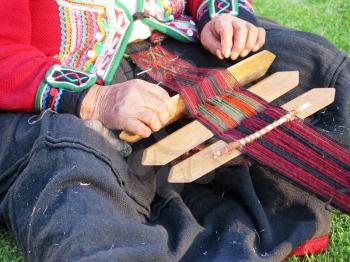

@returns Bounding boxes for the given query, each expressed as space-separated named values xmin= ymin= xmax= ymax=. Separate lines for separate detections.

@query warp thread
xmin=214 ymin=103 xmax=311 ymax=156
xmin=131 ymin=46 xmax=350 ymax=214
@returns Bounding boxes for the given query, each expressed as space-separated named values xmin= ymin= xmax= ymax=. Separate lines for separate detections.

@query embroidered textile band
xmin=45 ymin=65 xmax=97 ymax=91
xmin=196 ymin=0 xmax=257 ymax=36
xmin=131 ymin=46 xmax=350 ymax=214
xmin=209 ymin=0 xmax=239 ymax=17
xmin=55 ymin=0 xmax=133 ymax=84
xmin=196 ymin=0 xmax=254 ymax=21
xmin=35 ymin=65 xmax=97 ymax=114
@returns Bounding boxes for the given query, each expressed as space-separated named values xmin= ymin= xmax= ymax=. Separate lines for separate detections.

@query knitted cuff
xmin=197 ymin=0 xmax=257 ymax=35
xmin=35 ymin=65 xmax=97 ymax=115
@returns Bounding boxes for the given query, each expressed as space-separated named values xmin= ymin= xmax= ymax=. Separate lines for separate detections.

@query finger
xmin=137 ymin=80 xmax=173 ymax=112
xmin=216 ymin=49 xmax=224 ymax=60
xmin=214 ymin=18 xmax=233 ymax=58
xmin=240 ymin=24 xmax=258 ymax=57
xmin=231 ymin=21 xmax=248 ymax=60
xmin=201 ymin=28 xmax=223 ymax=59
xmin=138 ymin=93 xmax=171 ymax=125
xmin=146 ymin=91 xmax=171 ymax=124
xmin=125 ymin=119 xmax=152 ymax=138
xmin=252 ymin=28 xmax=266 ymax=52
xmin=135 ymin=107 xmax=162 ymax=132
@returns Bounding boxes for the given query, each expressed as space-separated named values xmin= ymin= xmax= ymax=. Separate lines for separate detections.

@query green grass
xmin=254 ymin=0 xmax=350 ymax=261
xmin=255 ymin=0 xmax=350 ymax=53
xmin=0 ymin=231 xmax=22 ymax=261
xmin=0 ymin=1 xmax=349 ymax=261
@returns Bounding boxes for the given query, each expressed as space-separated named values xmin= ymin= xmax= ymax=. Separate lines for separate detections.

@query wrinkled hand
xmin=80 ymin=79 xmax=172 ymax=138
xmin=200 ymin=14 xmax=266 ymax=60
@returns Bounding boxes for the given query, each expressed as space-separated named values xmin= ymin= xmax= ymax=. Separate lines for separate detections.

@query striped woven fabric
xmin=131 ymin=46 xmax=350 ymax=214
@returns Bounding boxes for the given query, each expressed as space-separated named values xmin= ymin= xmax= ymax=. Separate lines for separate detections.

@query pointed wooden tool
xmin=168 ymin=88 xmax=336 ymax=183
xmin=142 ymin=71 xmax=299 ymax=166
xmin=119 ymin=50 xmax=276 ymax=143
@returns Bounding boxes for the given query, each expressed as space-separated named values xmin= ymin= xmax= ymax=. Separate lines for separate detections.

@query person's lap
xmin=0 ymin=111 xmax=331 ymax=262
xmin=0 ymin=112 xmax=160 ymax=261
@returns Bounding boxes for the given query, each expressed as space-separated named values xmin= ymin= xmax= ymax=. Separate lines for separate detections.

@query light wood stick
xmin=227 ymin=50 xmax=277 ymax=86
xmin=168 ymin=88 xmax=336 ymax=183
xmin=119 ymin=50 xmax=276 ymax=143
xmin=142 ymin=71 xmax=299 ymax=166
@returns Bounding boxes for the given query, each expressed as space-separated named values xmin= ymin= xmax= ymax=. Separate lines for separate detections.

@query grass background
xmin=0 ymin=0 xmax=349 ymax=261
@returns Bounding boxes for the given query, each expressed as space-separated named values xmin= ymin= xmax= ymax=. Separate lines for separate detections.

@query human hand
xmin=80 ymin=79 xmax=172 ymax=138
xmin=200 ymin=14 xmax=266 ymax=60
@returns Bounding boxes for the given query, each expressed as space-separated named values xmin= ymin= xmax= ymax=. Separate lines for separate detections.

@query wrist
xmin=79 ymin=84 xmax=103 ymax=120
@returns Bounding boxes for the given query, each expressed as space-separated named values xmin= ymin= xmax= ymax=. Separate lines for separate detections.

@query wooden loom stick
xmin=226 ymin=50 xmax=277 ymax=86
xmin=119 ymin=50 xmax=276 ymax=143
xmin=142 ymin=71 xmax=299 ymax=166
xmin=168 ymin=88 xmax=336 ymax=183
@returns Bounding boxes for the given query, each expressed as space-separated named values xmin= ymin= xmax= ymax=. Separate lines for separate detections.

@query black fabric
xmin=0 ymin=21 xmax=349 ymax=261
xmin=58 ymin=88 xmax=89 ymax=116
xmin=237 ymin=8 xmax=258 ymax=26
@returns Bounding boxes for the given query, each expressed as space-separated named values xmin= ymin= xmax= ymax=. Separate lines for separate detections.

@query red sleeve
xmin=0 ymin=0 xmax=58 ymax=112
xmin=188 ymin=0 xmax=203 ymax=19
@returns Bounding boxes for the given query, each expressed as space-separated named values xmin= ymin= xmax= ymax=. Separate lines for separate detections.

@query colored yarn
xmin=215 ymin=104 xmax=310 ymax=156
xmin=198 ymin=103 xmax=237 ymax=131
xmin=131 ymin=46 xmax=350 ymax=214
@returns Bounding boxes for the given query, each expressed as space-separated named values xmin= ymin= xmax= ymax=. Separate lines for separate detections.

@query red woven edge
xmin=288 ymin=235 xmax=328 ymax=257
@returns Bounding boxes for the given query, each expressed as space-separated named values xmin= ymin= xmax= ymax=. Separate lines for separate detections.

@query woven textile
xmin=131 ymin=46 xmax=350 ymax=214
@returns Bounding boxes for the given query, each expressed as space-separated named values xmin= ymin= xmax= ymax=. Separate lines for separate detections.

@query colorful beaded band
xmin=35 ymin=65 xmax=97 ymax=113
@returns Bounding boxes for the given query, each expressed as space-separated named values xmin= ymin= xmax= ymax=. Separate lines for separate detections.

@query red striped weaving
xmin=131 ymin=46 xmax=350 ymax=214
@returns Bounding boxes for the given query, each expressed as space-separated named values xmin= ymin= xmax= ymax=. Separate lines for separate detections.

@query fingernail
xmin=216 ymin=49 xmax=223 ymax=60
xmin=143 ymin=131 xmax=151 ymax=138
xmin=231 ymin=52 xmax=239 ymax=60
xmin=224 ymin=49 xmax=231 ymax=58
xmin=241 ymin=50 xmax=249 ymax=57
